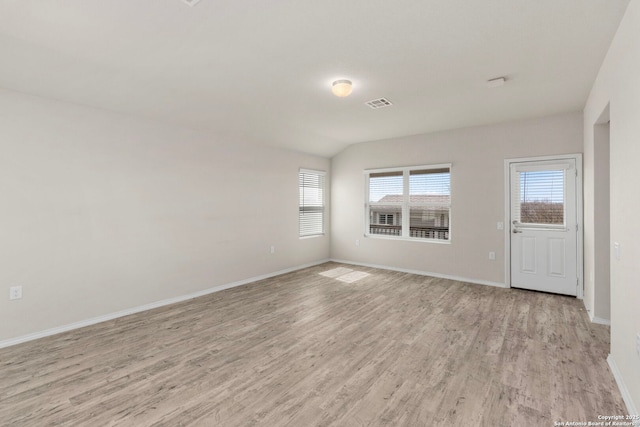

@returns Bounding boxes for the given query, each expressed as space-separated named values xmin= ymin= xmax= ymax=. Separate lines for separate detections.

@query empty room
xmin=1 ymin=1 xmax=639 ymax=426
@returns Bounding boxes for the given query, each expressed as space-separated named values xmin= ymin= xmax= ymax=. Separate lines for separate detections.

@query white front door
xmin=509 ymin=159 xmax=578 ymax=296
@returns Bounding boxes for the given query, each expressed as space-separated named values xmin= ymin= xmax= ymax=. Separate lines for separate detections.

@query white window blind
xmin=299 ymin=169 xmax=326 ymax=237
xmin=512 ymin=168 xmax=565 ymax=225
xmin=365 ymin=164 xmax=451 ymax=241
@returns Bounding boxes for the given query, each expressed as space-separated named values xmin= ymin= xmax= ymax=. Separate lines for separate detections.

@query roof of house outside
xmin=377 ymin=194 xmax=451 ymax=204
xmin=371 ymin=194 xmax=450 ymax=214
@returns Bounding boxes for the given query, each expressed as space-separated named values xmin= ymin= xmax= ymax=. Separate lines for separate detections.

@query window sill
xmin=365 ymin=234 xmax=451 ymax=244
xmin=299 ymin=234 xmax=325 ymax=240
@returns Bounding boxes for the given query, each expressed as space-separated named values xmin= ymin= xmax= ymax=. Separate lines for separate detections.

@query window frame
xmin=364 ymin=163 xmax=452 ymax=243
xmin=299 ymin=168 xmax=326 ymax=238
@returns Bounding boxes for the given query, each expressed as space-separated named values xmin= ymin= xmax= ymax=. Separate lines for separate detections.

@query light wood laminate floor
xmin=0 ymin=262 xmax=626 ymax=426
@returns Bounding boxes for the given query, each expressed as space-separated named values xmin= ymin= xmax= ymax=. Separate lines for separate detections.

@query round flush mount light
xmin=332 ymin=79 xmax=353 ymax=97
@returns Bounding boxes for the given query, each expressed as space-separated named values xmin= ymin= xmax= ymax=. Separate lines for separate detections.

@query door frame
xmin=503 ymin=154 xmax=584 ymax=299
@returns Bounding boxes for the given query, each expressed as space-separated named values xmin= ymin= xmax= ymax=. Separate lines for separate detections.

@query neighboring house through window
xmin=365 ymin=164 xmax=451 ymax=241
xmin=299 ymin=168 xmax=326 ymax=237
xmin=379 ymin=213 xmax=394 ymax=225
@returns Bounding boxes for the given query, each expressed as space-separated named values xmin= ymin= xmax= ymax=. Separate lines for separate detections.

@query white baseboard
xmin=588 ymin=311 xmax=611 ymax=326
xmin=608 ymin=354 xmax=639 ymax=417
xmin=0 ymin=259 xmax=330 ymax=350
xmin=330 ymin=259 xmax=507 ymax=289
xmin=584 ymin=300 xmax=612 ymax=325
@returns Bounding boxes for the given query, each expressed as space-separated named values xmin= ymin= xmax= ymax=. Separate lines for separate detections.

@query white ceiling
xmin=0 ymin=0 xmax=630 ymax=157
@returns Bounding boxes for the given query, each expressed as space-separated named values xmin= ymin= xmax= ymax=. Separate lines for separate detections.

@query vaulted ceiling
xmin=0 ymin=0 xmax=630 ymax=157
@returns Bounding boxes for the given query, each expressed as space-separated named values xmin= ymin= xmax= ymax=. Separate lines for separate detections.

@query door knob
xmin=513 ymin=229 xmax=523 ymax=234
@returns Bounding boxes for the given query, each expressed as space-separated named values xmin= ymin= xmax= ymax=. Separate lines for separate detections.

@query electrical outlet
xmin=497 ymin=222 xmax=504 ymax=230
xmin=270 ymin=246 xmax=275 ymax=254
xmin=489 ymin=251 xmax=496 ymax=260
xmin=614 ymin=242 xmax=620 ymax=260
xmin=355 ymin=239 xmax=360 ymax=247
xmin=636 ymin=333 xmax=640 ymax=357
xmin=9 ymin=286 xmax=22 ymax=300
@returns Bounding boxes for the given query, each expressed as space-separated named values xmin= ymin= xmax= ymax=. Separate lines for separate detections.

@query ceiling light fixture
xmin=486 ymin=77 xmax=506 ymax=88
xmin=332 ymin=79 xmax=353 ymax=97
xmin=180 ymin=0 xmax=203 ymax=6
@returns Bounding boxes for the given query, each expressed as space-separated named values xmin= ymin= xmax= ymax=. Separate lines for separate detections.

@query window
xmin=514 ymin=169 xmax=565 ymax=225
xmin=299 ymin=169 xmax=326 ymax=237
xmin=365 ymin=164 xmax=451 ymax=241
xmin=378 ymin=214 xmax=394 ymax=225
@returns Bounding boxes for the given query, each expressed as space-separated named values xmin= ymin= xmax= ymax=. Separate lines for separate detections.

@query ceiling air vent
xmin=180 ymin=0 xmax=203 ymax=6
xmin=365 ymin=98 xmax=393 ymax=109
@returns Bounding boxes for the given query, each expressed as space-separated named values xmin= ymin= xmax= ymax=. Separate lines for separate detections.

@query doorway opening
xmin=591 ymin=105 xmax=611 ymax=322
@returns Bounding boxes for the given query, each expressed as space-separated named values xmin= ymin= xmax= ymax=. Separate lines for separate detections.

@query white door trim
xmin=504 ymin=154 xmax=584 ymax=299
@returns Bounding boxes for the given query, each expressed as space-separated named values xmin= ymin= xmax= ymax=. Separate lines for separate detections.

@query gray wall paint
xmin=0 ymin=89 xmax=330 ymax=341
xmin=594 ymin=122 xmax=611 ymax=320
xmin=330 ymin=113 xmax=583 ymax=285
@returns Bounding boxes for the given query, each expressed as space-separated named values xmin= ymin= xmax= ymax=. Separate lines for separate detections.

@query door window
xmin=514 ymin=169 xmax=565 ymax=226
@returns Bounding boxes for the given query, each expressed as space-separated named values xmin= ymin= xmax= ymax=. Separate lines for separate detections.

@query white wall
xmin=330 ymin=113 xmax=582 ymax=285
xmin=0 ymin=89 xmax=330 ymax=342
xmin=584 ymin=0 xmax=640 ymax=412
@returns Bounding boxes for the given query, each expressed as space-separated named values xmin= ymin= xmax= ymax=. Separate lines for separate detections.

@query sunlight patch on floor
xmin=319 ymin=267 xmax=370 ymax=283
xmin=319 ymin=267 xmax=353 ymax=278
xmin=335 ymin=271 xmax=370 ymax=283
